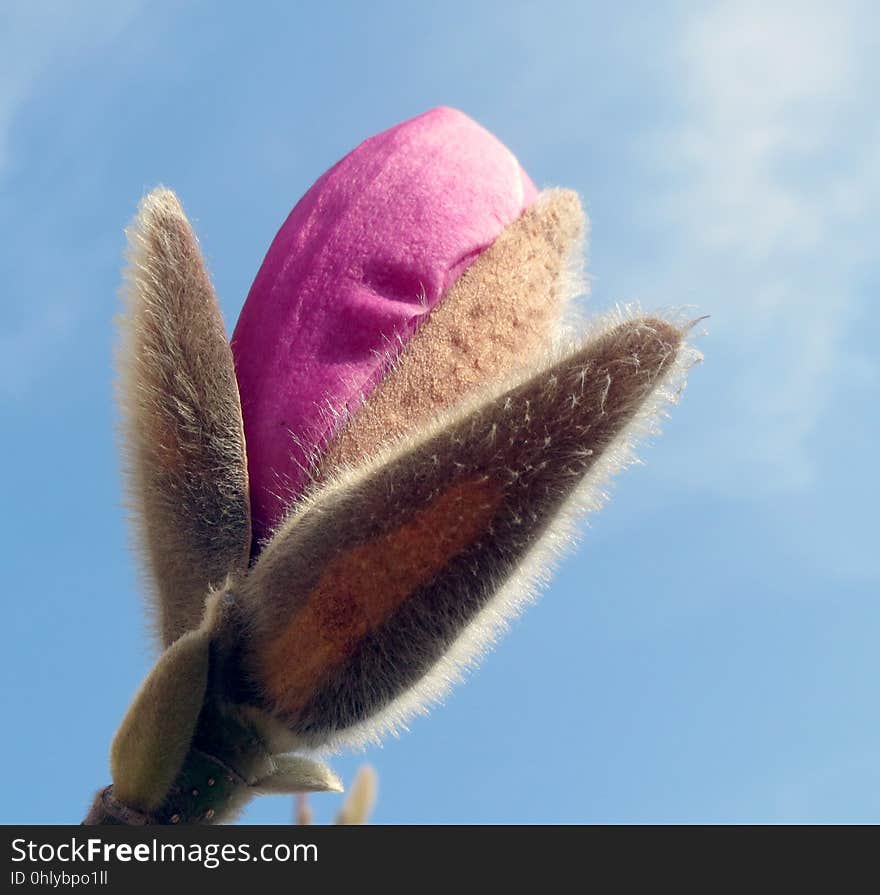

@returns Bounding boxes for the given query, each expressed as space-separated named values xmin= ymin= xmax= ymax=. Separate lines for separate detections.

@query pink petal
xmin=232 ymin=106 xmax=537 ymax=544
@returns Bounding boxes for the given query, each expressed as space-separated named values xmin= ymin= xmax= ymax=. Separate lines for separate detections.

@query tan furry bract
xmin=118 ymin=188 xmax=252 ymax=647
xmin=240 ymin=314 xmax=696 ymax=748
xmin=317 ymin=188 xmax=586 ymax=479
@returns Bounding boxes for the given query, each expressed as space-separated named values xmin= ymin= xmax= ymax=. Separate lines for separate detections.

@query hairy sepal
xmin=239 ymin=312 xmax=697 ymax=749
xmin=118 ymin=187 xmax=251 ymax=647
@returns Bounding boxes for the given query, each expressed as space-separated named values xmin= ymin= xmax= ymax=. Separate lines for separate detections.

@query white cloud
xmin=677 ymin=1 xmax=854 ymax=260
xmin=0 ymin=0 xmax=142 ymax=173
xmin=646 ymin=0 xmax=878 ymax=495
xmin=0 ymin=1 xmax=144 ymax=402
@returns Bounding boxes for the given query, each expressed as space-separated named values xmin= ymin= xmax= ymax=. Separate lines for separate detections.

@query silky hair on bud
xmin=117 ymin=188 xmax=252 ymax=648
xmin=334 ymin=308 xmax=701 ymax=749
xmin=318 ymin=188 xmax=588 ymax=480
xmin=238 ymin=310 xmax=699 ymax=751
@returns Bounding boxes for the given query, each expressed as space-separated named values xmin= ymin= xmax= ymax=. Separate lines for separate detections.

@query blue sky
xmin=1 ymin=0 xmax=878 ymax=824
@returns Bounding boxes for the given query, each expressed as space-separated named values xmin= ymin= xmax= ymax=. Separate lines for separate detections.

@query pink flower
xmin=231 ymin=107 xmax=537 ymax=543
xmin=95 ymin=107 xmax=697 ymax=824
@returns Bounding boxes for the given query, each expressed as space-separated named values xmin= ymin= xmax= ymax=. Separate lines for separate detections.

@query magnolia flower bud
xmin=231 ymin=107 xmax=540 ymax=543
